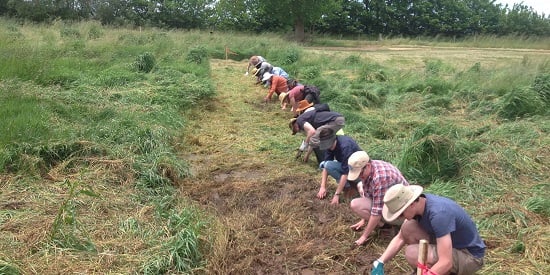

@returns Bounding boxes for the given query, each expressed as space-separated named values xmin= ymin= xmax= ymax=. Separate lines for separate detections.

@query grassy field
xmin=0 ymin=19 xmax=549 ymax=274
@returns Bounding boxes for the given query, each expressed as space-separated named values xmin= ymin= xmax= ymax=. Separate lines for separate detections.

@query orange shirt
xmin=266 ymin=75 xmax=288 ymax=99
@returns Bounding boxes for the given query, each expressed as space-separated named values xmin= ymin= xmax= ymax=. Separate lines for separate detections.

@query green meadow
xmin=0 ymin=19 xmax=548 ymax=274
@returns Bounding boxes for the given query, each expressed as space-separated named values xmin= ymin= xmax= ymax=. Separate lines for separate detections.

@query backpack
xmin=313 ymin=103 xmax=330 ymax=113
xmin=303 ymin=85 xmax=321 ymax=104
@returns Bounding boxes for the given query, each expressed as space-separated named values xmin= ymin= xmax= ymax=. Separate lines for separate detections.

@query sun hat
xmin=382 ymin=184 xmax=424 ymax=222
xmin=317 ymin=128 xmax=337 ymax=150
xmin=262 ymin=72 xmax=273 ymax=82
xmin=279 ymin=92 xmax=289 ymax=105
xmin=347 ymin=151 xmax=370 ymax=181
xmin=289 ymin=118 xmax=298 ymax=135
xmin=295 ymin=100 xmax=314 ymax=113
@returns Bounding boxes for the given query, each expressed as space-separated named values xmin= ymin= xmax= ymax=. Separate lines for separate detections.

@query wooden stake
xmin=224 ymin=46 xmax=237 ymax=60
xmin=417 ymin=239 xmax=428 ymax=275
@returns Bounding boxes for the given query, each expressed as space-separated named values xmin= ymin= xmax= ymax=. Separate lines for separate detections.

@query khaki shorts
xmin=432 ymin=245 xmax=484 ymax=275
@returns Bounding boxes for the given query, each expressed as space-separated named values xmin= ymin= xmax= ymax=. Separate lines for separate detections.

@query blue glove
xmin=371 ymin=260 xmax=384 ymax=275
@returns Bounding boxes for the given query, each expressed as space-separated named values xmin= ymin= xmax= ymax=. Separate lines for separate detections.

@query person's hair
xmin=415 ymin=194 xmax=425 ymax=202
xmin=287 ymin=78 xmax=298 ymax=89
xmin=250 ymin=56 xmax=259 ymax=65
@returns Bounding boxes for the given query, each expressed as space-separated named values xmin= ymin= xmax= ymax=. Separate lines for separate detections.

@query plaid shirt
xmin=363 ymin=160 xmax=409 ymax=217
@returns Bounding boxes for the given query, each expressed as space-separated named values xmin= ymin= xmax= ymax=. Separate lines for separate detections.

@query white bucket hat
xmin=382 ymin=184 xmax=423 ymax=222
xmin=262 ymin=72 xmax=273 ymax=82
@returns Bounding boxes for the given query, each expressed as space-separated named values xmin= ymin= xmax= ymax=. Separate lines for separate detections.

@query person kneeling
xmin=371 ymin=184 xmax=486 ymax=275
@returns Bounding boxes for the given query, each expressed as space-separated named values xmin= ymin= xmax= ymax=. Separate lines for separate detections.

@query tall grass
xmin=0 ymin=19 xmax=221 ymax=273
xmin=140 ymin=202 xmax=210 ymax=274
xmin=1 ymin=18 xmax=548 ymax=273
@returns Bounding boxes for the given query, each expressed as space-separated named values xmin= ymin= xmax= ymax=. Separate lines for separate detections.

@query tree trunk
xmin=294 ymin=17 xmax=305 ymax=42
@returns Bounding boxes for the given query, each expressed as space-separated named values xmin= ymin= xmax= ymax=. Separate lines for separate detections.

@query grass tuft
xmin=0 ymin=259 xmax=21 ymax=275
xmin=497 ymin=87 xmax=545 ymax=119
xmin=134 ymin=52 xmax=156 ymax=73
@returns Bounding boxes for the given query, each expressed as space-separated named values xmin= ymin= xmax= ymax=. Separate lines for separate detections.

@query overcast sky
xmin=493 ymin=0 xmax=550 ymax=15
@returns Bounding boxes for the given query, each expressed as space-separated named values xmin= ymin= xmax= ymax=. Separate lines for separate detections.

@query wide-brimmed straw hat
xmin=279 ymin=92 xmax=289 ymax=105
xmin=295 ymin=100 xmax=313 ymax=113
xmin=382 ymin=184 xmax=423 ymax=222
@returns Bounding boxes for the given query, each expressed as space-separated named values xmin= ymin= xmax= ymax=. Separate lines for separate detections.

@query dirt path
xmin=179 ymin=59 xmax=400 ymax=274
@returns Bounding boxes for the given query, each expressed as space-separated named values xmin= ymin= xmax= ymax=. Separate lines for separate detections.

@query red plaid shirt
xmin=363 ymin=160 xmax=409 ymax=216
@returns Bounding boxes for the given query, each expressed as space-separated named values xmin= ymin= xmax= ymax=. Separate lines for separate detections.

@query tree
xmin=154 ymin=0 xmax=215 ymax=30
xmin=500 ymin=3 xmax=550 ymax=35
xmin=95 ymin=0 xmax=126 ymax=26
xmin=211 ymin=0 xmax=262 ymax=31
xmin=257 ymin=0 xmax=339 ymax=42
xmin=316 ymin=0 xmax=367 ymax=35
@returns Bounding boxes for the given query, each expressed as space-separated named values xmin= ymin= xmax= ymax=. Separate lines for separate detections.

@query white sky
xmin=493 ymin=0 xmax=550 ymax=15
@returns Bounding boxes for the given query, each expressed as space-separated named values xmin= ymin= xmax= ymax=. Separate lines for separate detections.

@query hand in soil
xmin=317 ymin=187 xmax=327 ymax=199
xmin=351 ymin=219 xmax=365 ymax=231
xmin=354 ymin=235 xmax=368 ymax=246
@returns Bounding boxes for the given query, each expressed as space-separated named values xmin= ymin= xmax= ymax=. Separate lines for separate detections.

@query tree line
xmin=1 ymin=0 xmax=548 ymax=40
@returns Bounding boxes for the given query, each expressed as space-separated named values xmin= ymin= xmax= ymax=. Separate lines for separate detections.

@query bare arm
xmin=378 ymin=227 xmax=407 ymax=263
xmin=303 ymin=122 xmax=316 ymax=144
xmin=430 ymin=234 xmax=453 ymax=274
xmin=354 ymin=214 xmax=382 ymax=245
xmin=265 ymin=85 xmax=276 ymax=101
xmin=317 ymin=168 xmax=329 ymax=199
xmin=330 ymin=173 xmax=348 ymax=205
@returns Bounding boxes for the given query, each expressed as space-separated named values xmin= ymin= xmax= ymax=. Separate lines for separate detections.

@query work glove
xmin=371 ymin=260 xmax=384 ymax=275
xmin=299 ymin=140 xmax=308 ymax=151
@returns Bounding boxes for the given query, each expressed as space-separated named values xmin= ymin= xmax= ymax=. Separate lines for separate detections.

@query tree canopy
xmin=1 ymin=0 xmax=548 ymax=38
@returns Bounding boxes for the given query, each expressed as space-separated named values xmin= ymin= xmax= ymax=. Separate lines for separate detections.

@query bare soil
xmin=179 ymin=59 xmax=405 ymax=274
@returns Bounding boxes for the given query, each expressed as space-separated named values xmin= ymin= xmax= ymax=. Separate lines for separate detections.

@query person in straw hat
xmin=345 ymin=151 xmax=409 ymax=246
xmin=370 ymin=184 xmax=486 ymax=275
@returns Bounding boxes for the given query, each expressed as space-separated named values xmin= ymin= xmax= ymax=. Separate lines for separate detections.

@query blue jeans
xmin=322 ymin=160 xmax=351 ymax=188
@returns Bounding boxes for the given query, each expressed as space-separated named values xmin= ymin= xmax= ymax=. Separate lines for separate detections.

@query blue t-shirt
xmin=417 ymin=194 xmax=486 ymax=258
xmin=324 ymin=136 xmax=361 ymax=174
xmin=271 ymin=67 xmax=289 ymax=79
